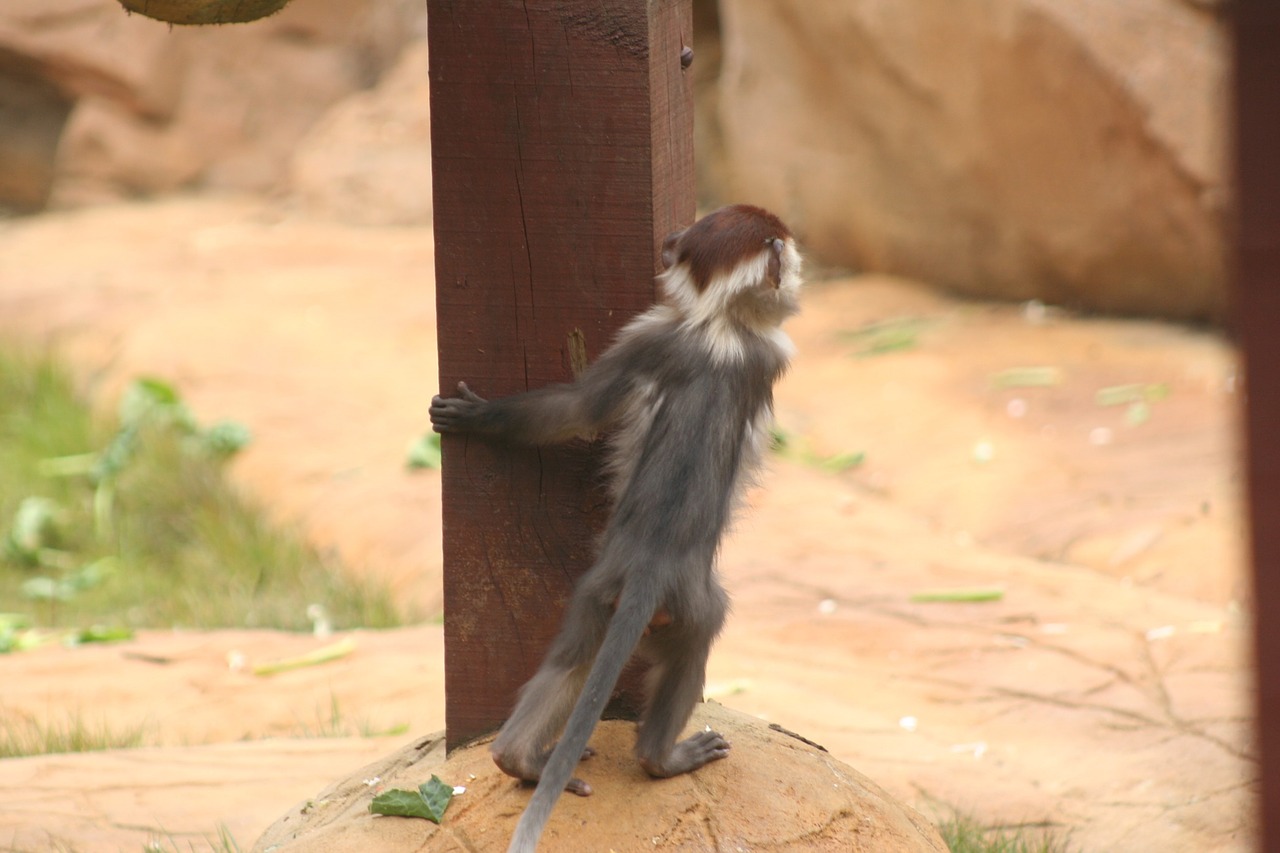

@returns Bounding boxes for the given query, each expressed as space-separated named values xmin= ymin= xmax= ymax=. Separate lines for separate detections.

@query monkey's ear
xmin=766 ymin=238 xmax=784 ymax=288
xmin=660 ymin=229 xmax=686 ymax=269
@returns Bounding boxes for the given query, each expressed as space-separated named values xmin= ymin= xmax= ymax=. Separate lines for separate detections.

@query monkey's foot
xmin=638 ymin=730 xmax=731 ymax=778
xmin=492 ymin=745 xmax=597 ymax=796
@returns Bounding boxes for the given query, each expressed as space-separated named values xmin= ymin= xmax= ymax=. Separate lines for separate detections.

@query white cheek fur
xmin=655 ymin=240 xmax=801 ymax=364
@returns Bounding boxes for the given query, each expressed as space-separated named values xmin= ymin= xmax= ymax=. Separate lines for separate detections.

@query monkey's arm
xmin=430 ymin=349 xmax=636 ymax=445
xmin=430 ymin=381 xmax=592 ymax=444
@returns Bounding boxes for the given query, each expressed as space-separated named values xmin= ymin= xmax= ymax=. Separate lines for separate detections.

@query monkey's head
xmin=658 ymin=205 xmax=802 ymax=333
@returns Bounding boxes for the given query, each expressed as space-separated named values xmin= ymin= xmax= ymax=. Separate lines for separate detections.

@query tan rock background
xmin=700 ymin=0 xmax=1228 ymax=320
xmin=0 ymin=0 xmax=1227 ymax=320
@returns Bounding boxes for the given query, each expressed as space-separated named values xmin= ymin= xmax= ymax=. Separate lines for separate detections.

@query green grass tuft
xmin=0 ymin=348 xmax=404 ymax=633
xmin=0 ymin=707 xmax=150 ymax=758
xmin=938 ymin=813 xmax=1074 ymax=853
xmin=141 ymin=824 xmax=242 ymax=853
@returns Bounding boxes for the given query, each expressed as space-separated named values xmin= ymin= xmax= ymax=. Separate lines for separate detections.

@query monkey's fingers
xmin=427 ymin=402 xmax=453 ymax=433
xmin=456 ymin=381 xmax=488 ymax=404
xmin=429 ymin=397 xmax=470 ymax=432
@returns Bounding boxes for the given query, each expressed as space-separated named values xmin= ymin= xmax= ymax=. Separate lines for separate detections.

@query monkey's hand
xmin=430 ymin=381 xmax=489 ymax=434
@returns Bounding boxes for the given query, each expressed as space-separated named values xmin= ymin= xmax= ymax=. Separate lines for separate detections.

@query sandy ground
xmin=0 ymin=196 xmax=1255 ymax=852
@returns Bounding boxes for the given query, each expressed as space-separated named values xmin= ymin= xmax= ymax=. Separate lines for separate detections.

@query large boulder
xmin=252 ymin=703 xmax=949 ymax=853
xmin=287 ymin=40 xmax=431 ymax=226
xmin=711 ymin=0 xmax=1228 ymax=321
xmin=0 ymin=0 xmax=423 ymax=211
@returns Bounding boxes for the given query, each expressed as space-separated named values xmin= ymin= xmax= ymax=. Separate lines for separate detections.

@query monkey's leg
xmin=633 ymin=599 xmax=730 ymax=778
xmin=492 ymin=586 xmax=611 ymax=795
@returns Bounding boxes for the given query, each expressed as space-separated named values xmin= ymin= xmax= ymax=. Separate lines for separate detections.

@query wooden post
xmin=428 ymin=1 xmax=694 ymax=749
xmin=1233 ymin=2 xmax=1280 ymax=847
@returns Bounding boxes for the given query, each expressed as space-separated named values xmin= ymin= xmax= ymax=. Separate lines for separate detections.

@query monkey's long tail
xmin=507 ymin=579 xmax=658 ymax=853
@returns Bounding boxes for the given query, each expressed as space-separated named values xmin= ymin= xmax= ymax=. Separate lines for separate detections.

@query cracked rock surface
xmin=0 ymin=197 xmax=1253 ymax=852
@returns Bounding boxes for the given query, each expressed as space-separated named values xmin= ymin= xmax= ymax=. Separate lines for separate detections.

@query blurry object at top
xmin=117 ymin=0 xmax=290 ymax=25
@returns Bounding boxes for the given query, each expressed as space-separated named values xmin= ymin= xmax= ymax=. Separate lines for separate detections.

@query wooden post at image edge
xmin=427 ymin=1 xmax=695 ymax=749
xmin=1233 ymin=2 xmax=1280 ymax=848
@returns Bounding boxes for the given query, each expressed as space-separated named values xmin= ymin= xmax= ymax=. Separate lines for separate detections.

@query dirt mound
xmin=253 ymin=704 xmax=948 ymax=853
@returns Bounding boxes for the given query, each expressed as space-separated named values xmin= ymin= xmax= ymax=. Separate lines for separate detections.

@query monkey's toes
xmin=639 ymin=730 xmax=732 ymax=778
xmin=676 ymin=729 xmax=731 ymax=769
xmin=689 ymin=729 xmax=731 ymax=758
xmin=566 ymin=777 xmax=593 ymax=797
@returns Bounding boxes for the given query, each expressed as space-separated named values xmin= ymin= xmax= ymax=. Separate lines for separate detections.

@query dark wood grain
xmin=428 ymin=0 xmax=694 ymax=749
xmin=1234 ymin=1 xmax=1280 ymax=846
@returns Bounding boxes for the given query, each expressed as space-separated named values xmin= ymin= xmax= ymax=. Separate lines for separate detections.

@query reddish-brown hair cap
xmin=672 ymin=205 xmax=791 ymax=292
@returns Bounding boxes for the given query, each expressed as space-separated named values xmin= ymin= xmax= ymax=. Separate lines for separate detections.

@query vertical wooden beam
xmin=429 ymin=1 xmax=694 ymax=749
xmin=1234 ymin=3 xmax=1280 ymax=848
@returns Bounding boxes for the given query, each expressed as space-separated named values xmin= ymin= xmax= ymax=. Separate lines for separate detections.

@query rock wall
xmin=0 ymin=0 xmax=423 ymax=211
xmin=710 ymin=0 xmax=1228 ymax=320
xmin=2 ymin=0 xmax=1230 ymax=320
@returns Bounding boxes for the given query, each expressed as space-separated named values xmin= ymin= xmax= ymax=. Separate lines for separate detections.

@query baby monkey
xmin=430 ymin=204 xmax=802 ymax=852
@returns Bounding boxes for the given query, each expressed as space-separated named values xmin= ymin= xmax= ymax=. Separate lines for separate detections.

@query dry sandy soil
xmin=0 ymin=196 xmax=1255 ymax=851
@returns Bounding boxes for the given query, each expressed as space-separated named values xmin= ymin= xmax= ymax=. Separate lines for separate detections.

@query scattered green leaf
xmin=252 ymin=636 xmax=358 ymax=676
xmin=3 ymin=626 xmax=29 ymax=652
xmin=991 ymin=367 xmax=1063 ymax=389
xmin=6 ymin=497 xmax=64 ymax=563
xmin=838 ymin=317 xmax=928 ymax=358
xmin=770 ymin=427 xmax=864 ymax=474
xmin=0 ymin=614 xmax=50 ymax=653
xmin=819 ymin=451 xmax=865 ymax=472
xmin=69 ymin=624 xmax=134 ymax=645
xmin=37 ymin=453 xmax=97 ymax=478
xmin=21 ymin=576 xmax=73 ymax=602
xmin=369 ymin=775 xmax=454 ymax=823
xmin=0 ymin=627 xmax=49 ymax=654
xmin=910 ymin=587 xmax=1005 ymax=603
xmin=201 ymin=420 xmax=252 ymax=457
xmin=1095 ymin=383 xmax=1169 ymax=407
xmin=119 ymin=377 xmax=195 ymax=432
xmin=91 ymin=427 xmax=137 ymax=484
xmin=419 ymin=776 xmax=456 ymax=820
xmin=1124 ymin=401 xmax=1151 ymax=426
xmin=66 ymin=557 xmax=117 ymax=592
xmin=406 ymin=433 xmax=442 ymax=470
